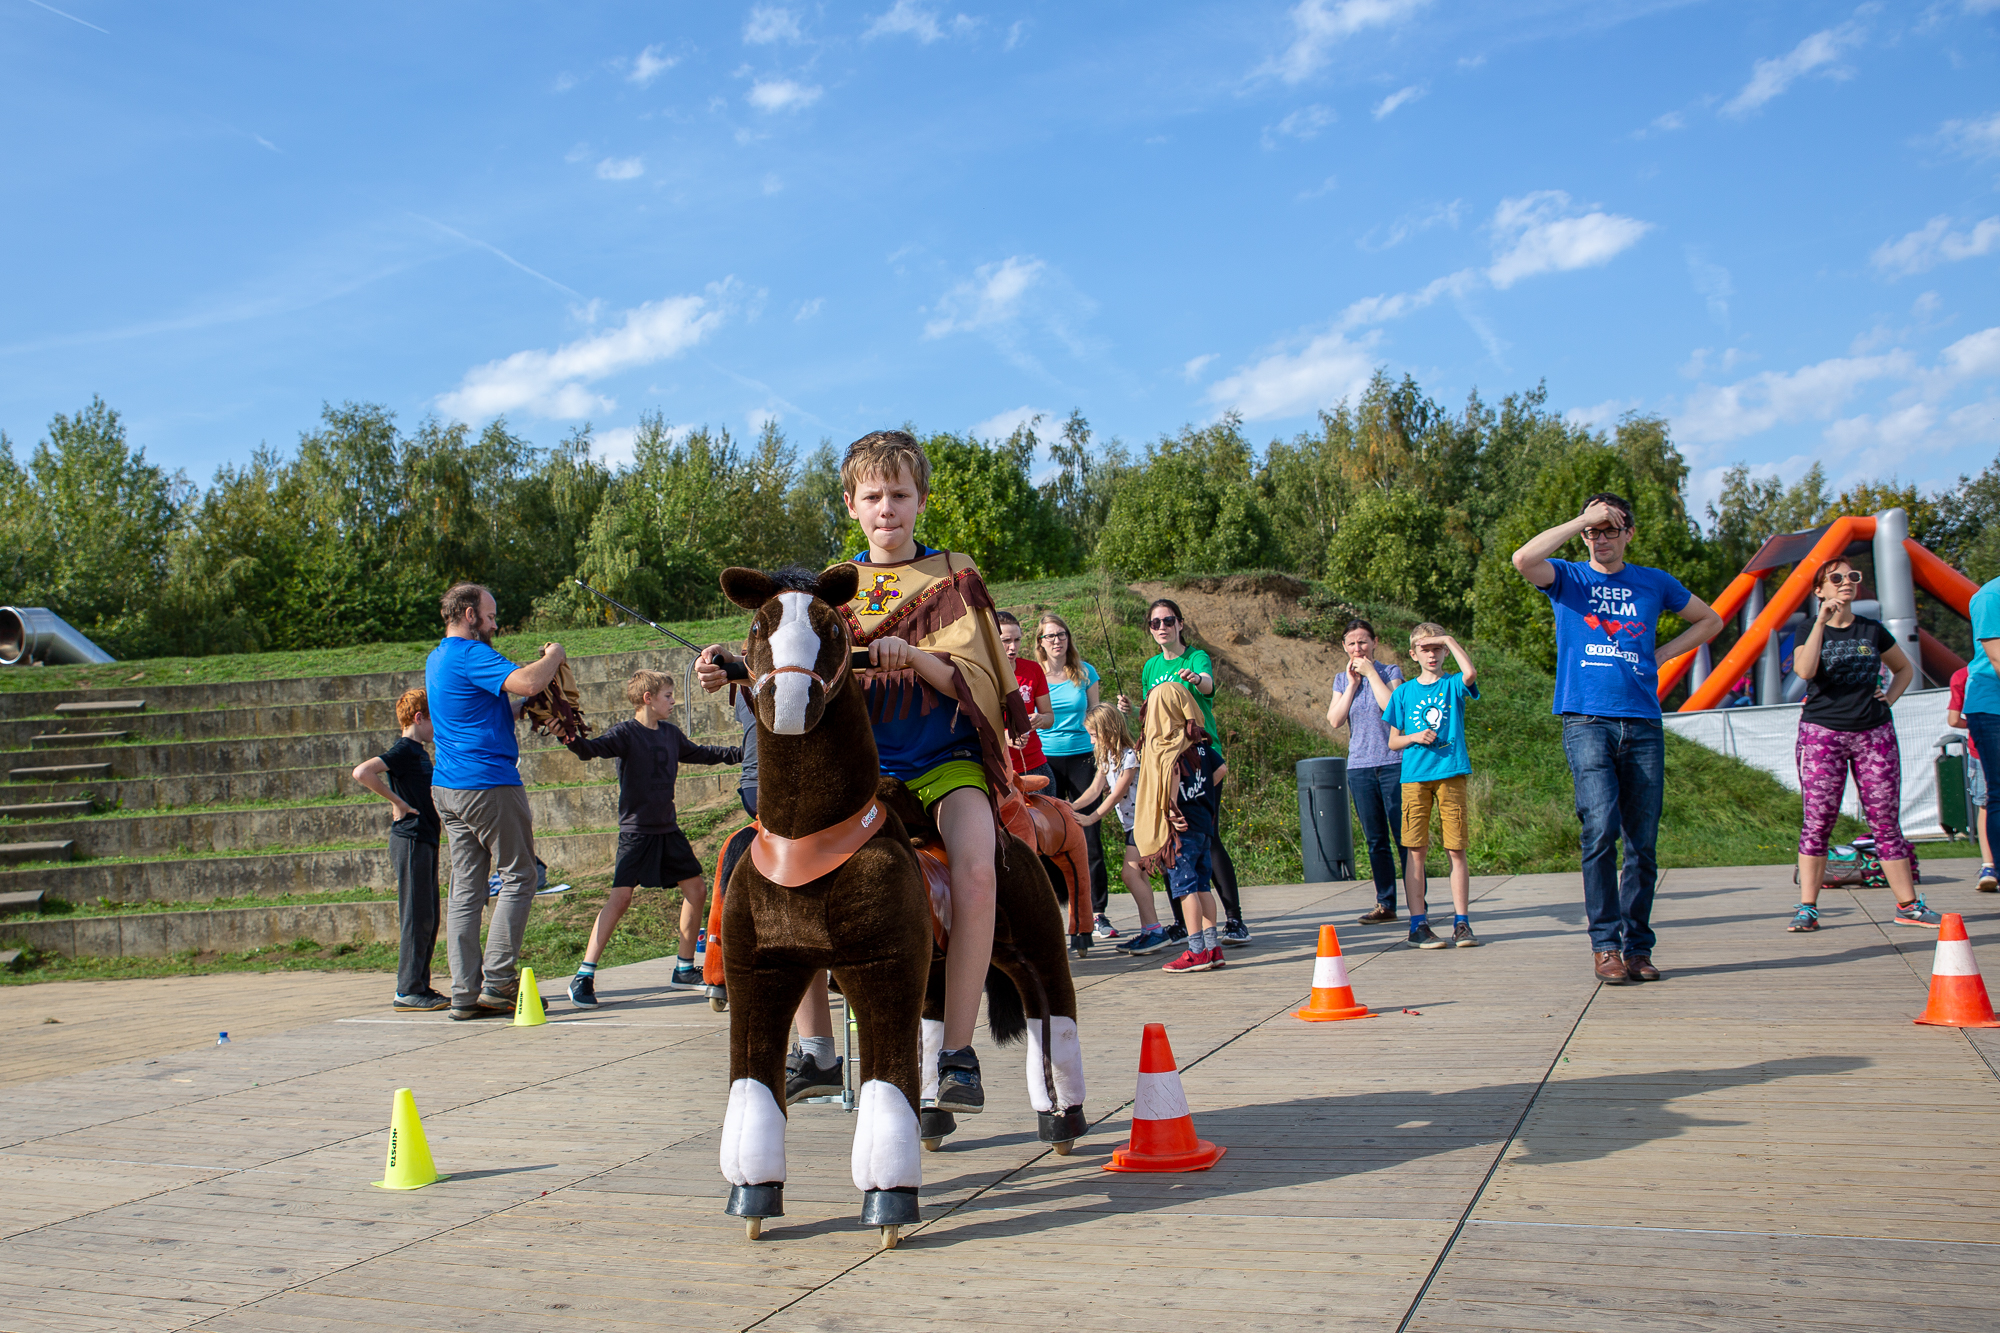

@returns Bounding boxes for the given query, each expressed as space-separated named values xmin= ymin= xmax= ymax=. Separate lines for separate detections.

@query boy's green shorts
xmin=907 ymin=759 xmax=988 ymax=812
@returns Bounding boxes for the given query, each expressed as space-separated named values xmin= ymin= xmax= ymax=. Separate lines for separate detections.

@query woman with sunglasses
xmin=1034 ymin=613 xmax=1116 ymax=935
xmin=1117 ymin=598 xmax=1250 ymax=945
xmin=1789 ymin=557 xmax=1938 ymax=932
xmin=1784 ymin=556 xmax=1936 ymax=928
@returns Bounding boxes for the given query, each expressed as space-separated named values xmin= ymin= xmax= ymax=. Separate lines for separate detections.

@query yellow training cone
xmin=373 ymin=1087 xmax=446 ymax=1190
xmin=514 ymin=967 xmax=548 ymax=1026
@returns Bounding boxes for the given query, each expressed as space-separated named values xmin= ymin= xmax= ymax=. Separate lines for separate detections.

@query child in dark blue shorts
xmin=1161 ymin=735 xmax=1228 ymax=974
xmin=562 ymin=669 xmax=741 ymax=1005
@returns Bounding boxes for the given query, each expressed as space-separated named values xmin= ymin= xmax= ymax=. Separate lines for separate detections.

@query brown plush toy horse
xmin=714 ymin=563 xmax=931 ymax=1250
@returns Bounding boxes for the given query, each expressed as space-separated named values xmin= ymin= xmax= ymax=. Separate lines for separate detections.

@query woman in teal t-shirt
xmin=1036 ymin=613 xmax=1110 ymax=929
xmin=1116 ymin=597 xmax=1247 ymax=944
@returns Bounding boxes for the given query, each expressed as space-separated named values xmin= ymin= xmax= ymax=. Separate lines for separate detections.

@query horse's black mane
xmin=767 ymin=565 xmax=824 ymax=594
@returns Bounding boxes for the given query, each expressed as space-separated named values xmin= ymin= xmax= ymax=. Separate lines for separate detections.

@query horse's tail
xmin=984 ymin=964 xmax=1027 ymax=1045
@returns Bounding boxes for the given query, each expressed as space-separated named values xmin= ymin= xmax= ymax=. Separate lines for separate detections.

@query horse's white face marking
xmin=765 ymin=591 xmax=820 ymax=735
xmin=850 ymin=1079 xmax=922 ymax=1191
xmin=1024 ymin=1015 xmax=1086 ymax=1113
xmin=719 ymin=1078 xmax=787 ymax=1186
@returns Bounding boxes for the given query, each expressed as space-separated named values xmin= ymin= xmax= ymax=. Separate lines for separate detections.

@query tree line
xmin=6 ymin=376 xmax=1998 ymax=671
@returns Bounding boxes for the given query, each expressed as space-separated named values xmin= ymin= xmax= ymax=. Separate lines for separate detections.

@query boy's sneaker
xmin=1122 ymin=926 xmax=1173 ymax=956
xmin=1161 ymin=947 xmax=1215 ymax=973
xmin=1786 ymin=904 xmax=1820 ymax=933
xmin=1980 ymin=866 xmax=1998 ymax=892
xmin=1894 ymin=898 xmax=1943 ymax=928
xmin=392 ymin=990 xmax=449 ymax=1011
xmin=1410 ymin=923 xmax=1447 ymax=949
xmin=1205 ymin=946 xmax=1227 ymax=970
xmin=936 ymin=1047 xmax=984 ymax=1113
xmin=1165 ymin=922 xmax=1188 ymax=943
xmin=1093 ymin=914 xmax=1119 ymax=940
xmin=568 ymin=973 xmax=598 ymax=1007
xmin=1221 ymin=919 xmax=1252 ymax=946
xmin=449 ymin=1000 xmax=509 ymax=1021
xmin=669 ymin=959 xmax=702 ymax=987
xmin=1452 ymin=922 xmax=1480 ymax=948
xmin=784 ymin=1050 xmax=844 ymax=1105
xmin=1358 ymin=904 xmax=1398 ymax=925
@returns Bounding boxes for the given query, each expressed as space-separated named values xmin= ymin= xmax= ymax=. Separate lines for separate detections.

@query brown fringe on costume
xmin=523 ymin=661 xmax=592 ymax=745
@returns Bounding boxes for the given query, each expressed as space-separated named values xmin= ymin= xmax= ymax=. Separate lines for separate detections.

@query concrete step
xmin=30 ymin=730 xmax=129 ymax=748
xmin=2 ymin=829 xmax=621 ymax=906
xmin=0 ymin=948 xmax=21 ymax=972
xmin=0 ymin=800 xmax=95 ymax=820
xmin=4 ymin=897 xmax=403 ymax=959
xmin=0 ymin=888 xmax=47 ymax=915
xmin=53 ymin=699 xmax=145 ymax=714
xmin=0 ymin=775 xmax=710 ymax=859
xmin=0 ymin=638 xmax=745 ymax=722
xmin=0 ymin=841 xmax=73 ymax=865
xmin=7 ymin=762 xmax=111 ymax=782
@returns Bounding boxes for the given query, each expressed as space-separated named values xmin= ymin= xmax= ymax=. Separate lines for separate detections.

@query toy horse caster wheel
xmin=705 ymin=984 xmax=727 ymax=1013
xmin=1070 ymin=932 xmax=1092 ymax=959
xmin=726 ymin=1182 xmax=782 ymax=1240
xmin=862 ymin=1187 xmax=919 ymax=1248
xmin=1039 ymin=1106 xmax=1086 ymax=1156
xmin=918 ymin=1107 xmax=956 ymax=1152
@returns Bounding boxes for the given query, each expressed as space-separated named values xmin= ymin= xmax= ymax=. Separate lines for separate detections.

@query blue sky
xmin=3 ymin=0 xmax=1997 ymax=515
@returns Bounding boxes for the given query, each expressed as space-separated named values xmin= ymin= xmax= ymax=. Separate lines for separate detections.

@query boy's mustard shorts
xmin=1400 ymin=774 xmax=1469 ymax=852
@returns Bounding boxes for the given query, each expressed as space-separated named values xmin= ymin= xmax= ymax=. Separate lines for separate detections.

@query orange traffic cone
xmin=1915 ymin=913 xmax=2000 ymax=1028
xmin=1294 ymin=924 xmax=1375 ymax=1022
xmin=1103 ymin=1023 xmax=1226 ymax=1173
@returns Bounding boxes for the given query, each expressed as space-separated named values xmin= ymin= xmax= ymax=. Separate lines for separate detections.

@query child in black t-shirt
xmin=562 ymin=670 xmax=743 ymax=1005
xmin=352 ymin=688 xmax=445 ymax=1010
xmin=1161 ymin=737 xmax=1229 ymax=974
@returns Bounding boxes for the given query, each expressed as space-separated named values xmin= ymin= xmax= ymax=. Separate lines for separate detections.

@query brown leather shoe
xmin=1593 ymin=950 xmax=1631 ymax=984
xmin=1358 ymin=904 xmax=1398 ymax=924
xmin=1624 ymin=952 xmax=1661 ymax=982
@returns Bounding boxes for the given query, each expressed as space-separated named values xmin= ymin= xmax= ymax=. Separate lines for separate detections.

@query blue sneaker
xmin=1980 ymin=866 xmax=1997 ymax=892
xmin=568 ymin=973 xmax=598 ymax=1006
xmin=936 ymin=1046 xmax=984 ymax=1114
xmin=1119 ymin=926 xmax=1172 ymax=956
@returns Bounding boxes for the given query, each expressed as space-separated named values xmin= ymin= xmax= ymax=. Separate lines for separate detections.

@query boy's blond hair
xmin=841 ymin=429 xmax=932 ymax=498
xmin=395 ymin=688 xmax=428 ymax=730
xmin=625 ymin=669 xmax=674 ymax=708
xmin=1410 ymin=622 xmax=1449 ymax=643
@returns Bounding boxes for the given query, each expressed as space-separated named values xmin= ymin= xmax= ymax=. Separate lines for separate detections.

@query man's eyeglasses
xmin=1824 ymin=570 xmax=1865 ymax=585
xmin=1581 ymin=525 xmax=1630 ymax=540
xmin=1148 ymin=616 xmax=1178 ymax=629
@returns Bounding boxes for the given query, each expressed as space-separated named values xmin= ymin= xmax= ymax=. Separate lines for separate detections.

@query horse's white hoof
xmin=878 ymin=1225 xmax=902 ymax=1250
xmin=746 ymin=1218 xmax=763 ymax=1240
xmin=1051 ymin=1139 xmax=1074 ymax=1156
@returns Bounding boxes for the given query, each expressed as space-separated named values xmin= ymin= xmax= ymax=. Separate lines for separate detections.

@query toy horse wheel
xmin=745 ymin=1218 xmax=763 ymax=1240
xmin=878 ymin=1225 xmax=902 ymax=1250
xmin=709 ymin=995 xmax=727 ymax=1013
xmin=1051 ymin=1139 xmax=1074 ymax=1156
xmin=921 ymin=1136 xmax=944 ymax=1152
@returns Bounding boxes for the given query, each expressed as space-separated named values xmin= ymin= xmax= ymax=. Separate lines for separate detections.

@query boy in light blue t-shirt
xmin=1384 ymin=623 xmax=1481 ymax=950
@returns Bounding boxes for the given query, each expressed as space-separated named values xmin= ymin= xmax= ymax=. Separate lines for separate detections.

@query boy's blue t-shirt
xmin=1967 ymin=576 xmax=2000 ymax=715
xmin=425 ymin=636 xmax=522 ymax=790
xmin=1384 ymin=672 xmax=1479 ymax=783
xmin=1543 ymin=558 xmax=1691 ymax=719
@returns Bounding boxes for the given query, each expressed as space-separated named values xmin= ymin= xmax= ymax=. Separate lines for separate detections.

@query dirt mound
xmin=1133 ymin=580 xmax=1372 ymax=738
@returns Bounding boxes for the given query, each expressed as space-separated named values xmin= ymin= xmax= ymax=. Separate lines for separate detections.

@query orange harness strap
xmin=749 ymin=798 xmax=886 ymax=888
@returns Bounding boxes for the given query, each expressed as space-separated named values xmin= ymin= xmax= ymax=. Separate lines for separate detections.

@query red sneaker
xmin=1161 ymin=947 xmax=1213 ymax=973
xmin=1206 ymin=947 xmax=1226 ymax=970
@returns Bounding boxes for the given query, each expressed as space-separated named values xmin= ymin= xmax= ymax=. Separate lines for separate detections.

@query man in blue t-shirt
xmin=1512 ymin=492 xmax=1722 ymax=987
xmin=426 ymin=582 xmax=569 ymax=1020
xmin=1959 ymin=575 xmax=2000 ymax=813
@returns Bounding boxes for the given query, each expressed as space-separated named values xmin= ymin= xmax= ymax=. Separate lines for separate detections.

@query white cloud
xmin=1206 ymin=329 xmax=1378 ymax=420
xmin=596 ymin=425 xmax=639 ymax=468
xmin=865 ymin=0 xmax=975 ymax=42
xmin=1686 ymin=251 xmax=1733 ymax=325
xmin=1566 ymin=399 xmax=1642 ymax=431
xmin=1372 ymin=84 xmax=1426 ymax=119
xmin=1266 ymin=103 xmax=1335 ymax=146
xmin=553 ymin=71 xmax=577 ymax=93
xmin=924 ymin=256 xmax=1045 ymax=338
xmin=1677 ymin=348 xmax=1919 ymax=445
xmin=1487 ymin=191 xmax=1651 ymax=289
xmin=795 ymin=298 xmax=822 ymax=321
xmin=1723 ymin=22 xmax=1863 ymax=117
xmin=1335 ymin=268 xmax=1476 ymax=329
xmin=1646 ymin=110 xmax=1685 ymax=134
xmin=1183 ymin=353 xmax=1218 ymax=381
xmin=973 ymin=405 xmax=1056 ymax=443
xmin=1943 ymin=327 xmax=2000 ymax=380
xmin=439 ymin=289 xmax=727 ymax=420
xmin=1267 ymin=0 xmax=1431 ymax=84
xmin=1358 ymin=199 xmax=1460 ymax=251
xmin=748 ymin=78 xmax=822 ymax=112
xmin=762 ymin=173 xmax=784 ymax=195
xmin=745 ymin=6 xmax=803 ymax=44
xmin=748 ymin=407 xmax=780 ymax=433
xmin=1873 ymin=216 xmax=2000 ymax=276
xmin=1940 ymin=111 xmax=2000 ymax=159
xmin=595 ymin=156 xmax=644 ymax=181
xmin=628 ymin=44 xmax=677 ymax=86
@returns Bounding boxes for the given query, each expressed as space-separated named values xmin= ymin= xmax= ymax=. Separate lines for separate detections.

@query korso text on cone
xmin=514 ymin=967 xmax=548 ymax=1026
xmin=1295 ymin=925 xmax=1374 ymax=1022
xmin=1104 ymin=1023 xmax=1226 ymax=1173
xmin=1915 ymin=913 xmax=2000 ymax=1028
xmin=373 ymin=1087 xmax=447 ymax=1190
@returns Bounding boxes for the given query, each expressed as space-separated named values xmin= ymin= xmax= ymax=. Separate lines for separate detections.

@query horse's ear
xmin=721 ymin=567 xmax=778 ymax=611
xmin=815 ymin=562 xmax=860 ymax=607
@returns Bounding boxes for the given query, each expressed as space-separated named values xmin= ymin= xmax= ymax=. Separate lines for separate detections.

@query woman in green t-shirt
xmin=1116 ymin=598 xmax=1248 ymax=945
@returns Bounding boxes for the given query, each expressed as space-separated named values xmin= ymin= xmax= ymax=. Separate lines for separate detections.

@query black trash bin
xmin=1296 ymin=757 xmax=1355 ymax=882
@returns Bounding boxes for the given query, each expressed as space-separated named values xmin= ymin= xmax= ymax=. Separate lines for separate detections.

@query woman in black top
xmin=1789 ymin=558 xmax=1936 ymax=931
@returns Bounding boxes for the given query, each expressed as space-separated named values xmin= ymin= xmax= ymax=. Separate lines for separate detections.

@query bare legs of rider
xmin=934 ymin=785 xmax=997 ymax=1112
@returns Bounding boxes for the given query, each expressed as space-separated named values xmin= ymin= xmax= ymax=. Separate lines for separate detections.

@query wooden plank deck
xmin=1 ymin=861 xmax=1996 ymax=1332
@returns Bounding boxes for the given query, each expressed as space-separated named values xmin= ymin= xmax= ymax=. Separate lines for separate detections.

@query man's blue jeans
xmin=1962 ymin=712 xmax=2000 ymax=809
xmin=1561 ymin=714 xmax=1665 ymax=955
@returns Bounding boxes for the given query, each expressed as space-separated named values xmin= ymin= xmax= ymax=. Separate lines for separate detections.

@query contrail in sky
xmin=414 ymin=215 xmax=583 ymax=300
xmin=22 ymin=0 xmax=108 ymax=33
